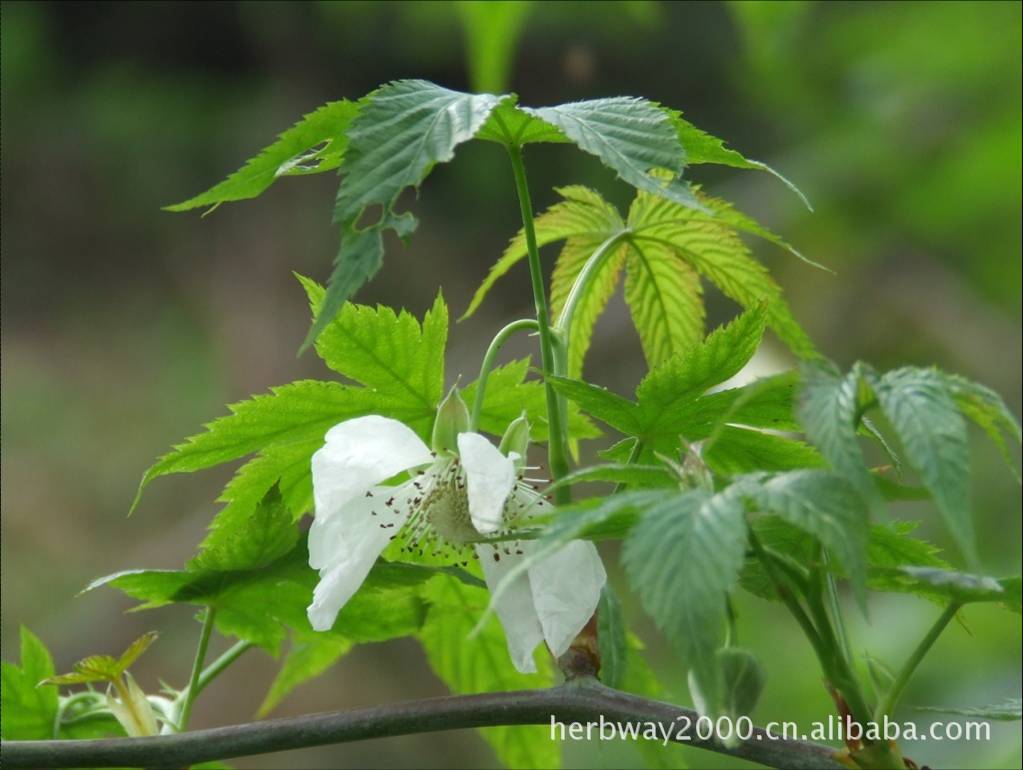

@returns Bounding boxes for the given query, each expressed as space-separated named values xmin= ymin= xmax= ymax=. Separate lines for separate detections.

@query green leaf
xmin=596 ymin=585 xmax=628 ymax=689
xmin=419 ymin=576 xmax=559 ymax=769
xmin=692 ymin=647 xmax=765 ymax=728
xmin=132 ymin=380 xmax=379 ymax=512
xmin=44 ymin=632 xmax=158 ymax=686
xmin=703 ymin=427 xmax=823 ymax=476
xmin=309 ymin=80 xmax=508 ymax=339
xmin=628 ymin=188 xmax=815 ymax=358
xmin=258 ymin=634 xmax=353 ymax=717
xmin=634 ymin=305 xmax=768 ymax=433
xmin=1 ymin=627 xmax=58 ymax=739
xmin=872 ymin=367 xmax=974 ymax=564
xmin=623 ymin=239 xmax=705 ymax=369
xmin=86 ymin=545 xmax=428 ymax=654
xmin=300 ymin=275 xmax=447 ymax=418
xmin=523 ymin=98 xmax=699 ymax=208
xmin=739 ymin=471 xmax=868 ymax=602
xmin=916 ymin=698 xmax=1022 ymax=721
xmin=941 ymin=372 xmax=1022 ymax=481
xmin=667 ymin=109 xmax=812 ymax=210
xmin=461 ymin=357 xmax=600 ymax=443
xmin=166 ymin=100 xmax=361 ymax=212
xmin=464 ymin=185 xmax=624 ymax=320
xmin=550 ymin=463 xmax=675 ymax=492
xmin=684 ymin=371 xmax=802 ymax=439
xmin=798 ymin=360 xmax=877 ymax=504
xmin=190 ymin=486 xmax=299 ymax=573
xmin=623 ymin=489 xmax=748 ymax=716
xmin=872 ymin=567 xmax=1019 ymax=609
xmin=547 ymin=377 xmax=642 ymax=436
xmin=115 ymin=632 xmax=159 ymax=674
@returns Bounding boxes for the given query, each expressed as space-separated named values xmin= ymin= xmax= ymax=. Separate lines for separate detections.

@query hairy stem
xmin=3 ymin=679 xmax=846 ymax=769
xmin=469 ymin=318 xmax=540 ymax=431
xmin=176 ymin=608 xmax=217 ymax=731
xmin=505 ymin=144 xmax=571 ymax=503
xmin=874 ymin=602 xmax=960 ymax=722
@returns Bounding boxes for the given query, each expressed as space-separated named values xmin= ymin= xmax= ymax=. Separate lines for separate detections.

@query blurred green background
xmin=2 ymin=1 xmax=1020 ymax=767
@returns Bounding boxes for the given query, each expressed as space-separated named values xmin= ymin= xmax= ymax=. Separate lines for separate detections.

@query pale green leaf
xmin=873 ymin=566 xmax=1018 ymax=609
xmin=628 ymin=188 xmax=815 ymax=358
xmin=419 ymin=576 xmax=559 ymax=769
xmin=464 ymin=185 xmax=623 ymax=320
xmin=624 ymin=239 xmax=704 ymax=368
xmin=166 ymin=100 xmax=360 ymax=212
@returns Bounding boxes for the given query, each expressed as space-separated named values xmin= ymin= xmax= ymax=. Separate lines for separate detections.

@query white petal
xmin=477 ymin=544 xmax=544 ymax=673
xmin=458 ymin=432 xmax=515 ymax=534
xmin=527 ymin=540 xmax=606 ymax=658
xmin=307 ymin=484 xmax=413 ymax=631
xmin=312 ymin=415 xmax=432 ymax=518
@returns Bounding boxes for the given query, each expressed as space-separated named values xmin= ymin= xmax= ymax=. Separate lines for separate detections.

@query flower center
xmin=420 ymin=466 xmax=479 ymax=545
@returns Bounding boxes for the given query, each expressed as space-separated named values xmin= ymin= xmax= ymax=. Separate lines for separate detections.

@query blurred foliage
xmin=2 ymin=2 xmax=1019 ymax=768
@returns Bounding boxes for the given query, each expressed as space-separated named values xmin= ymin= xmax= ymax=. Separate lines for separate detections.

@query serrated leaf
xmin=115 ymin=632 xmax=159 ymax=674
xmin=628 ymin=188 xmax=815 ymax=358
xmin=519 ymin=97 xmax=699 ymax=208
xmin=465 ymin=185 xmax=624 ymax=320
xmin=547 ymin=377 xmax=643 ymax=436
xmin=634 ymin=305 xmax=768 ymax=432
xmin=624 ymin=240 xmax=705 ymax=369
xmin=166 ymin=100 xmax=360 ymax=212
xmin=738 ymin=471 xmax=868 ymax=602
xmin=872 ymin=367 xmax=974 ymax=564
xmin=190 ymin=485 xmax=298 ymax=573
xmin=419 ymin=576 xmax=559 ymax=769
xmin=916 ymin=698 xmax=1022 ymax=721
xmin=667 ymin=109 xmax=811 ymax=210
xmin=704 ymin=427 xmax=823 ymax=476
xmin=623 ymin=489 xmax=748 ymax=716
xmin=872 ymin=567 xmax=1018 ymax=609
xmin=941 ymin=372 xmax=1022 ymax=481
xmin=132 ymin=380 xmax=381 ymax=512
xmin=683 ymin=371 xmax=802 ymax=439
xmin=1 ymin=627 xmax=59 ymax=739
xmin=258 ymin=634 xmax=352 ymax=717
xmin=460 ymin=357 xmax=600 ymax=443
xmin=550 ymin=463 xmax=675 ymax=492
xmin=798 ymin=361 xmax=877 ymax=504
xmin=86 ymin=545 xmax=429 ymax=654
xmin=308 ymin=80 xmax=508 ymax=339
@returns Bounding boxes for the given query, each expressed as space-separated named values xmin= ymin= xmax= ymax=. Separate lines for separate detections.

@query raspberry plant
xmin=3 ymin=80 xmax=1020 ymax=770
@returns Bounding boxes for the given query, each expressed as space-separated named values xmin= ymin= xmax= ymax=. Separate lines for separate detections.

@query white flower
xmin=306 ymin=414 xmax=606 ymax=673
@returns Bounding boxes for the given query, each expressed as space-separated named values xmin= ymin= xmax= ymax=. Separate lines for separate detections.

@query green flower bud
xmin=432 ymin=385 xmax=470 ymax=453
xmin=499 ymin=411 xmax=530 ymax=468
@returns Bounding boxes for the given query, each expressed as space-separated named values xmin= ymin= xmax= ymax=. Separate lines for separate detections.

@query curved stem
xmin=505 ymin=145 xmax=570 ymax=503
xmin=176 ymin=608 xmax=216 ymax=731
xmin=2 ymin=679 xmax=846 ymax=770
xmin=469 ymin=319 xmax=540 ymax=431
xmin=553 ymin=231 xmax=630 ymax=339
xmin=874 ymin=602 xmax=960 ymax=722
xmin=194 ymin=641 xmax=253 ymax=697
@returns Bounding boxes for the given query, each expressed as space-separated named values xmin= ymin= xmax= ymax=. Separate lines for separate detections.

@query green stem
xmin=194 ymin=641 xmax=253 ymax=697
xmin=820 ymin=551 xmax=853 ymax=664
xmin=177 ymin=608 xmax=217 ymax=731
xmin=505 ymin=144 xmax=570 ymax=503
xmin=469 ymin=319 xmax=540 ymax=431
xmin=553 ymin=231 xmax=631 ymax=339
xmin=874 ymin=602 xmax=960 ymax=722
